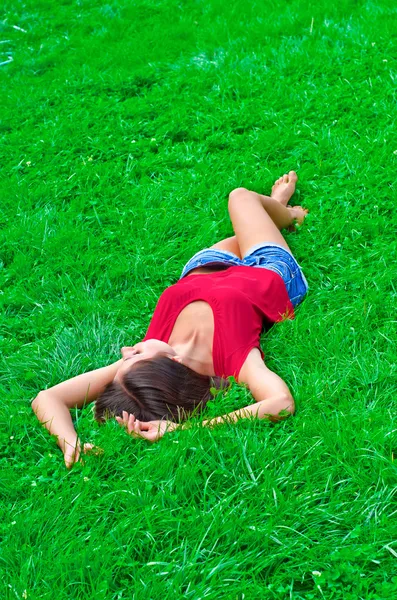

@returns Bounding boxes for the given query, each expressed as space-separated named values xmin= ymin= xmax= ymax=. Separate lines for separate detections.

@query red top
xmin=143 ymin=266 xmax=294 ymax=381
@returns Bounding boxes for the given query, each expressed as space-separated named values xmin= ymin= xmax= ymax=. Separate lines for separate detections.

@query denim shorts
xmin=179 ymin=242 xmax=308 ymax=307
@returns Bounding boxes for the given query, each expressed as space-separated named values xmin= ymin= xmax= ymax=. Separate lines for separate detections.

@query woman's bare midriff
xmin=185 ymin=265 xmax=230 ymax=276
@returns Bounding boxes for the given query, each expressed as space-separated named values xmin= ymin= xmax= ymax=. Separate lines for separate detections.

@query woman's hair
xmin=95 ymin=355 xmax=229 ymax=423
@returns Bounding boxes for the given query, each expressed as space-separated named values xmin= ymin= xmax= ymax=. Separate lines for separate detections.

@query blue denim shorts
xmin=179 ymin=242 xmax=308 ymax=307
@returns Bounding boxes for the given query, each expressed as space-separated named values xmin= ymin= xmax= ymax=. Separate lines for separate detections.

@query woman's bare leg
xmin=212 ymin=171 xmax=308 ymax=256
xmin=229 ymin=188 xmax=292 ymax=254
xmin=228 ymin=171 xmax=308 ymax=256
xmin=210 ymin=235 xmax=242 ymax=258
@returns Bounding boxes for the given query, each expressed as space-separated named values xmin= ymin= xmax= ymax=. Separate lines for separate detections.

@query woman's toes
xmin=282 ymin=174 xmax=289 ymax=183
xmin=288 ymin=170 xmax=298 ymax=183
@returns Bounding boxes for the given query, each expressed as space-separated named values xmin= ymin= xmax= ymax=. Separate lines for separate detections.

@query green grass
xmin=1 ymin=0 xmax=397 ymax=598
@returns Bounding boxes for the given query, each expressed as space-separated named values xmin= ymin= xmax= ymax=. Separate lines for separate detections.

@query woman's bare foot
xmin=271 ymin=171 xmax=298 ymax=206
xmin=271 ymin=171 xmax=308 ymax=230
xmin=288 ymin=205 xmax=309 ymax=225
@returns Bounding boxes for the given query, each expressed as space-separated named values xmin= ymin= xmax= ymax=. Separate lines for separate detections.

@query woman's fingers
xmin=128 ymin=413 xmax=136 ymax=434
xmin=83 ymin=443 xmax=104 ymax=456
xmin=63 ymin=441 xmax=81 ymax=468
xmin=118 ymin=412 xmax=131 ymax=431
xmin=116 ymin=412 xmax=153 ymax=439
xmin=114 ymin=414 xmax=168 ymax=443
xmin=118 ymin=412 xmax=141 ymax=437
xmin=133 ymin=418 xmax=145 ymax=437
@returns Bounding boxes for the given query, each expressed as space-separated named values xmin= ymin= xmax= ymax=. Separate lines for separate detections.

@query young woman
xmin=32 ymin=171 xmax=309 ymax=468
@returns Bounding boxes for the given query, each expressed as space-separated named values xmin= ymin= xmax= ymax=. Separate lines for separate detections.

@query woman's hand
xmin=115 ymin=411 xmax=176 ymax=442
xmin=63 ymin=440 xmax=102 ymax=469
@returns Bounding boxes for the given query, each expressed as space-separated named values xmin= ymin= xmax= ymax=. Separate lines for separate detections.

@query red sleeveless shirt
xmin=143 ymin=266 xmax=294 ymax=381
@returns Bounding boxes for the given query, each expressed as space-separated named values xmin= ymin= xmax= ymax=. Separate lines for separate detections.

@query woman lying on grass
xmin=32 ymin=171 xmax=309 ymax=468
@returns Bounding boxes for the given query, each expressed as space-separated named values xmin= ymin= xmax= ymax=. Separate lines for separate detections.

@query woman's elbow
xmin=274 ymin=393 xmax=295 ymax=420
xmin=284 ymin=393 xmax=295 ymax=415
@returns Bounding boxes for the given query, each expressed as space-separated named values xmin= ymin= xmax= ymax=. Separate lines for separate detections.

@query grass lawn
xmin=1 ymin=0 xmax=397 ymax=598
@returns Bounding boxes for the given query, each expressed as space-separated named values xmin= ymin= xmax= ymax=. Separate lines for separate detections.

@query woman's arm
xmin=200 ymin=347 xmax=295 ymax=427
xmin=115 ymin=390 xmax=293 ymax=442
xmin=238 ymin=348 xmax=294 ymax=409
xmin=32 ymin=359 xmax=123 ymax=467
xmin=195 ymin=348 xmax=295 ymax=427
xmin=117 ymin=389 xmax=293 ymax=443
xmin=202 ymin=393 xmax=293 ymax=427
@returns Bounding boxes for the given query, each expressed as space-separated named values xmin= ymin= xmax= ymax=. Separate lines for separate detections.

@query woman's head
xmin=95 ymin=353 xmax=229 ymax=423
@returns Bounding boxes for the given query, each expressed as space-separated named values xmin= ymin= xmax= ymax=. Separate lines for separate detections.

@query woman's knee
xmin=228 ymin=187 xmax=249 ymax=210
xmin=229 ymin=187 xmax=248 ymax=201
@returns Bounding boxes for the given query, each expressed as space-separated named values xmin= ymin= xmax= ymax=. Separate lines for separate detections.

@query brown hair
xmin=95 ymin=355 xmax=229 ymax=423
